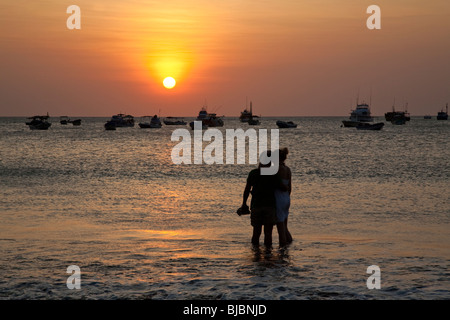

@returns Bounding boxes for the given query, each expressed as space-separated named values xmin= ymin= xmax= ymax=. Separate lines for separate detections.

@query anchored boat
xmin=189 ymin=106 xmax=224 ymax=129
xmin=385 ymin=101 xmax=410 ymax=122
xmin=139 ymin=115 xmax=162 ymax=128
xmin=437 ymin=103 xmax=448 ymax=120
xmin=163 ymin=117 xmax=187 ymax=125
xmin=276 ymin=120 xmax=297 ymax=128
xmin=107 ymin=113 xmax=135 ymax=127
xmin=342 ymin=101 xmax=374 ymax=127
xmin=26 ymin=114 xmax=51 ymax=130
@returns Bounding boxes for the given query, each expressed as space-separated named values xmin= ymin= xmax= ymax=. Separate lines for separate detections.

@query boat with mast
xmin=240 ymin=99 xmax=254 ymax=123
xmin=437 ymin=103 xmax=448 ymax=120
xmin=385 ymin=99 xmax=410 ymax=122
xmin=189 ymin=103 xmax=224 ymax=129
xmin=243 ymin=101 xmax=260 ymax=125
xmin=342 ymin=95 xmax=374 ymax=127
xmin=26 ymin=113 xmax=52 ymax=130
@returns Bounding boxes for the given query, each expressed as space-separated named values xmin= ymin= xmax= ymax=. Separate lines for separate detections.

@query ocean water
xmin=0 ymin=116 xmax=449 ymax=300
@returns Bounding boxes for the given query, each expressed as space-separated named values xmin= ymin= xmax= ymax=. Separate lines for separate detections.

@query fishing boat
xmin=239 ymin=100 xmax=256 ymax=123
xmin=139 ymin=115 xmax=162 ymax=128
xmin=342 ymin=101 xmax=374 ymax=127
xmin=189 ymin=106 xmax=224 ymax=129
xmin=385 ymin=101 xmax=410 ymax=122
xmin=276 ymin=120 xmax=297 ymax=128
xmin=163 ymin=117 xmax=186 ymax=125
xmin=26 ymin=114 xmax=51 ymax=130
xmin=356 ymin=122 xmax=384 ymax=130
xmin=437 ymin=103 xmax=448 ymax=120
xmin=244 ymin=102 xmax=261 ymax=125
xmin=107 ymin=113 xmax=135 ymax=127
xmin=424 ymin=115 xmax=432 ymax=119
xmin=239 ymin=109 xmax=252 ymax=122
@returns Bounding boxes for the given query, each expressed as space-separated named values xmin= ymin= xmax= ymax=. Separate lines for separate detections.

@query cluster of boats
xmin=24 ymin=100 xmax=447 ymax=131
xmin=103 ymin=114 xmax=187 ymax=130
xmin=25 ymin=114 xmax=82 ymax=130
xmin=103 ymin=101 xmax=298 ymax=131
xmin=423 ymin=104 xmax=448 ymax=120
xmin=341 ymin=100 xmax=448 ymax=130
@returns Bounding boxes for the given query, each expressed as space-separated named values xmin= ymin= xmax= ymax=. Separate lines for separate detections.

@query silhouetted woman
xmin=275 ymin=148 xmax=293 ymax=246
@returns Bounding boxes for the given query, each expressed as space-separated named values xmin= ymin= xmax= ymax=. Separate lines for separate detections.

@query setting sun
xmin=163 ymin=77 xmax=176 ymax=89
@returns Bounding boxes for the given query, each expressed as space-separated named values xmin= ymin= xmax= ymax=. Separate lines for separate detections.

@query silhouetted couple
xmin=239 ymin=148 xmax=292 ymax=248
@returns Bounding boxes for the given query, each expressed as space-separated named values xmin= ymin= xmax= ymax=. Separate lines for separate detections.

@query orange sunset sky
xmin=0 ymin=0 xmax=449 ymax=117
